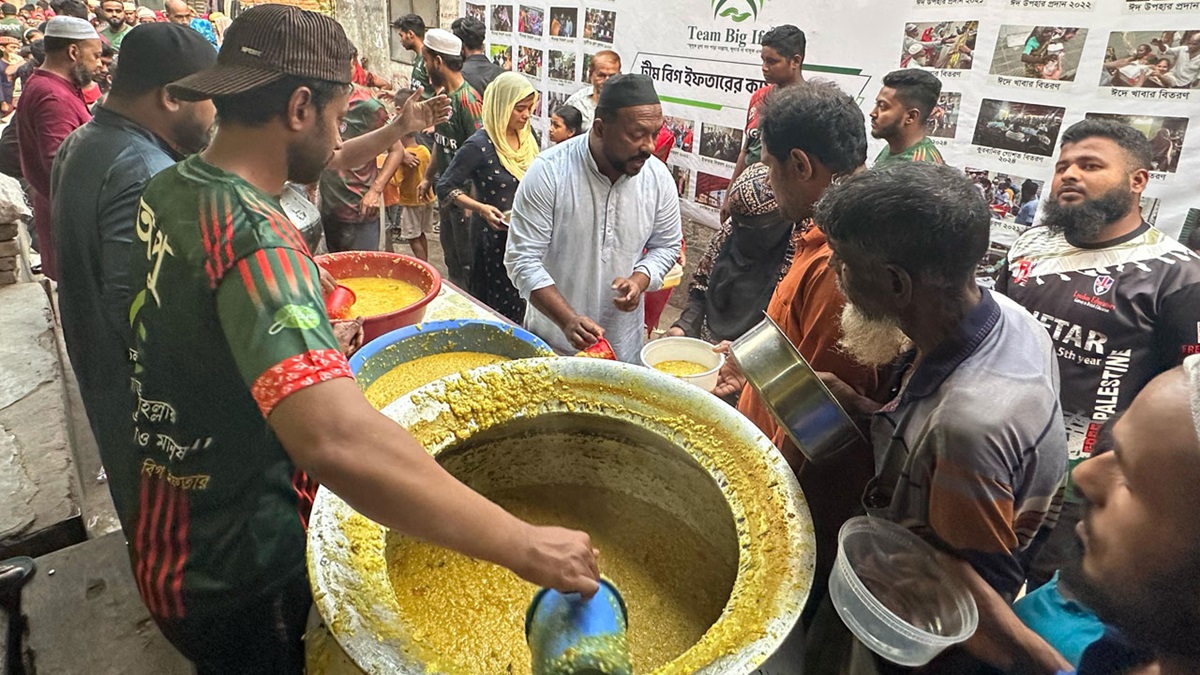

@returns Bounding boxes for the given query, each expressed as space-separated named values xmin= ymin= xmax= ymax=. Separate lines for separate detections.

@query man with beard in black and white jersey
xmin=997 ymin=119 xmax=1200 ymax=644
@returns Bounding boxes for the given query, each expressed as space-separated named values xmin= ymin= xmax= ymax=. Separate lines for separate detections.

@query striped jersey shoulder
xmin=458 ymin=86 xmax=484 ymax=120
xmin=195 ymin=180 xmax=309 ymax=289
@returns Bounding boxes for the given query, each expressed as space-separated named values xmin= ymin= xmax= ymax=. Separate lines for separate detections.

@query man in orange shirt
xmin=716 ymin=81 xmax=886 ymax=626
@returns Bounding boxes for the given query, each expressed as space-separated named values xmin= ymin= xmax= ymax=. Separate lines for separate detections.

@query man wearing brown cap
xmin=120 ymin=6 xmax=599 ymax=671
xmin=506 ymin=73 xmax=682 ymax=363
xmin=52 ymin=22 xmax=215 ymax=511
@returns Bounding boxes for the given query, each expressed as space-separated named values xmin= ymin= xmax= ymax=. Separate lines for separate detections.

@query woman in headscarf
xmin=668 ymin=163 xmax=799 ymax=344
xmin=436 ymin=71 xmax=538 ymax=323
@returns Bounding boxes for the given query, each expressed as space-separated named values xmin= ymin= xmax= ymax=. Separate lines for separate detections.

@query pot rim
xmin=308 ymin=358 xmax=814 ymax=675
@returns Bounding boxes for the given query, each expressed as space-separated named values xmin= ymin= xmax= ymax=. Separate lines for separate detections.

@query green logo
xmin=712 ymin=0 xmax=765 ymax=22
xmin=268 ymin=304 xmax=322 ymax=335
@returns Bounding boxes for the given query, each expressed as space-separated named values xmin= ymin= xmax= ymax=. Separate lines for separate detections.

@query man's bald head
xmin=164 ymin=0 xmax=192 ymax=24
xmin=1066 ymin=361 xmax=1200 ymax=660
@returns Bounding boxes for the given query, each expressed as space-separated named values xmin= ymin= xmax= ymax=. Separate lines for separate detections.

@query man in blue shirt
xmin=51 ymin=23 xmax=216 ymax=478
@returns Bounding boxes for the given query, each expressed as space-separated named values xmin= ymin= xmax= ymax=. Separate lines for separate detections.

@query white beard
xmin=838 ymin=302 xmax=913 ymax=367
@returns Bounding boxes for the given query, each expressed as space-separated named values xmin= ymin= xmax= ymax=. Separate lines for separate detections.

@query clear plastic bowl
xmin=640 ymin=337 xmax=724 ymax=392
xmin=829 ymin=516 xmax=979 ymax=667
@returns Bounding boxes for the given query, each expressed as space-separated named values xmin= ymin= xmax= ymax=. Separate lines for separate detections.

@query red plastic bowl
xmin=314 ymin=251 xmax=442 ymax=343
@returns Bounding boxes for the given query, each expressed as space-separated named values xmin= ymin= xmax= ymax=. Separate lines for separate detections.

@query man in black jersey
xmin=998 ymin=119 xmax=1200 ymax=593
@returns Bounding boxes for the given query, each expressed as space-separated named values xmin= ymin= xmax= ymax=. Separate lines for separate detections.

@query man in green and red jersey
xmin=318 ymin=84 xmax=407 ymax=251
xmin=416 ymin=27 xmax=482 ymax=287
xmin=122 ymin=6 xmax=599 ymax=673
xmin=870 ymin=69 xmax=946 ymax=166
xmin=721 ymin=24 xmax=805 ymax=225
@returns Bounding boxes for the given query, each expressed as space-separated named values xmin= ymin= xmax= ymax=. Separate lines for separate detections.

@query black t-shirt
xmin=998 ymin=223 xmax=1200 ymax=499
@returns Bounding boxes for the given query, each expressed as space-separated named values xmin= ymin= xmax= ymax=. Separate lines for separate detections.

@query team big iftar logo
xmin=712 ymin=0 xmax=765 ymax=22
xmin=689 ymin=0 xmax=770 ymax=48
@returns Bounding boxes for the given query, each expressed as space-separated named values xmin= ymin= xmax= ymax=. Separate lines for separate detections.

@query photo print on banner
xmin=519 ymin=5 xmax=544 ymax=37
xmin=972 ymin=98 xmax=1066 ymax=158
xmin=1085 ymin=112 xmax=1189 ymax=173
xmin=1100 ymin=30 xmax=1200 ymax=89
xmin=965 ymin=167 xmax=1045 ymax=225
xmin=990 ymin=26 xmax=1088 ymax=83
xmin=545 ymin=91 xmax=570 ymax=118
xmin=491 ymin=4 xmax=513 ymax=34
xmin=699 ymin=123 xmax=744 ymax=164
xmin=464 ymin=2 xmax=485 ymax=23
xmin=926 ymin=92 xmax=962 ymax=139
xmin=900 ymin=21 xmax=978 ymax=70
xmin=519 ymin=46 xmax=545 ymax=78
xmin=549 ymin=50 xmax=576 ymax=81
xmin=581 ymin=53 xmax=594 ymax=83
xmin=671 ymin=165 xmax=691 ymax=200
xmin=548 ymin=7 xmax=577 ymax=39
xmin=695 ymin=172 xmax=731 ymax=209
xmin=490 ymin=44 xmax=513 ymax=70
xmin=665 ymin=116 xmax=695 ymax=153
xmin=584 ymin=8 xmax=616 ymax=44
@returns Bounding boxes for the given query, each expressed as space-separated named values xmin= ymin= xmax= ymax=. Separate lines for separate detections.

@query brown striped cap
xmin=167 ymin=3 xmax=353 ymax=101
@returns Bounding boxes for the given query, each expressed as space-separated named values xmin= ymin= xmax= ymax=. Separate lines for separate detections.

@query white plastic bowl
xmin=829 ymin=516 xmax=978 ymax=667
xmin=640 ymin=336 xmax=724 ymax=393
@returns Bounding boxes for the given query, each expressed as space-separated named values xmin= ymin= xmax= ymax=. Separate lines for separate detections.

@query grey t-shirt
xmin=866 ymin=289 xmax=1068 ymax=599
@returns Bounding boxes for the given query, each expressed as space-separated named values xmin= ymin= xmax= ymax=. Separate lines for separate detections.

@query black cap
xmin=597 ymin=73 xmax=659 ymax=110
xmin=168 ymin=4 xmax=352 ymax=101
xmin=112 ymin=23 xmax=216 ymax=95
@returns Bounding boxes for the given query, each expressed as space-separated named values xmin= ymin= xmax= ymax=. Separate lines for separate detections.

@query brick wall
xmin=0 ymin=221 xmax=17 ymax=285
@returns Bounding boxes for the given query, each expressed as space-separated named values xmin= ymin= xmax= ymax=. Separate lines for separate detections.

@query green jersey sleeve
xmin=216 ymin=245 xmax=351 ymax=417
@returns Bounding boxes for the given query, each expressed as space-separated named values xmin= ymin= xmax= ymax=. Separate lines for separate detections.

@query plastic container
xmin=324 ymin=284 xmax=357 ymax=320
xmin=639 ymin=336 xmax=724 ymax=392
xmin=829 ymin=516 xmax=978 ymax=667
xmin=348 ymin=319 xmax=553 ymax=388
xmin=314 ymin=251 xmax=442 ymax=343
xmin=526 ymin=578 xmax=632 ymax=675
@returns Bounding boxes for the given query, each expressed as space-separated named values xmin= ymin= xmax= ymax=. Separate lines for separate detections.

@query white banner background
xmin=466 ymin=0 xmax=1199 ymax=252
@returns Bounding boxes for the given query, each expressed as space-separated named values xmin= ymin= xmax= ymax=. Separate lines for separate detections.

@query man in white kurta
xmin=506 ymin=74 xmax=682 ymax=363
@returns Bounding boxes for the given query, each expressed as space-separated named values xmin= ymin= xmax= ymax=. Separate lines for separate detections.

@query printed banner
xmin=466 ymin=0 xmax=1200 ymax=266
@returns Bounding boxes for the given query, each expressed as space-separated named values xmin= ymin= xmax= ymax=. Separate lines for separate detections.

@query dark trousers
xmin=439 ymin=201 xmax=473 ymax=288
xmin=322 ymin=214 xmax=380 ymax=253
xmin=155 ymin=575 xmax=312 ymax=675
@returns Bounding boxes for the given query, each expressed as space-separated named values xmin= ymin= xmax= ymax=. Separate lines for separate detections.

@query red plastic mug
xmin=324 ymin=284 xmax=357 ymax=320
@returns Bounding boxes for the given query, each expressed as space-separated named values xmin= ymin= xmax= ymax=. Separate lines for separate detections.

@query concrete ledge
xmin=20 ymin=532 xmax=192 ymax=674
xmin=0 ymin=282 xmax=84 ymax=559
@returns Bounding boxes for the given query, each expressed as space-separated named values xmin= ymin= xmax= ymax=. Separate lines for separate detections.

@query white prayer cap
xmin=423 ymin=28 xmax=462 ymax=57
xmin=44 ymin=16 xmax=100 ymax=40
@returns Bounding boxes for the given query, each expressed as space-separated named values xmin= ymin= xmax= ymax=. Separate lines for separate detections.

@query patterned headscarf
xmin=727 ymin=162 xmax=780 ymax=227
xmin=482 ymin=71 xmax=539 ymax=181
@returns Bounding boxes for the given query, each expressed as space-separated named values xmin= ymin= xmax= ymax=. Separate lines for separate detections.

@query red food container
xmin=576 ymin=337 xmax=617 ymax=360
xmin=314 ymin=251 xmax=442 ymax=343
xmin=324 ymin=284 xmax=357 ymax=320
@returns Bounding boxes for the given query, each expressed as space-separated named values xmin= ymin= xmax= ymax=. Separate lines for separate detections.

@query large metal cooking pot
xmin=730 ymin=316 xmax=865 ymax=463
xmin=308 ymin=358 xmax=814 ymax=674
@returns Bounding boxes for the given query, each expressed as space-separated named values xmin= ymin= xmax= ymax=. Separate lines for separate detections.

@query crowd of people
xmin=1 ymin=5 xmax=1199 ymax=675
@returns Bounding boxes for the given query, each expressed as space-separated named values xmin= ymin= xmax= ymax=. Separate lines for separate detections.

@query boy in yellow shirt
xmin=384 ymin=132 xmax=435 ymax=260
